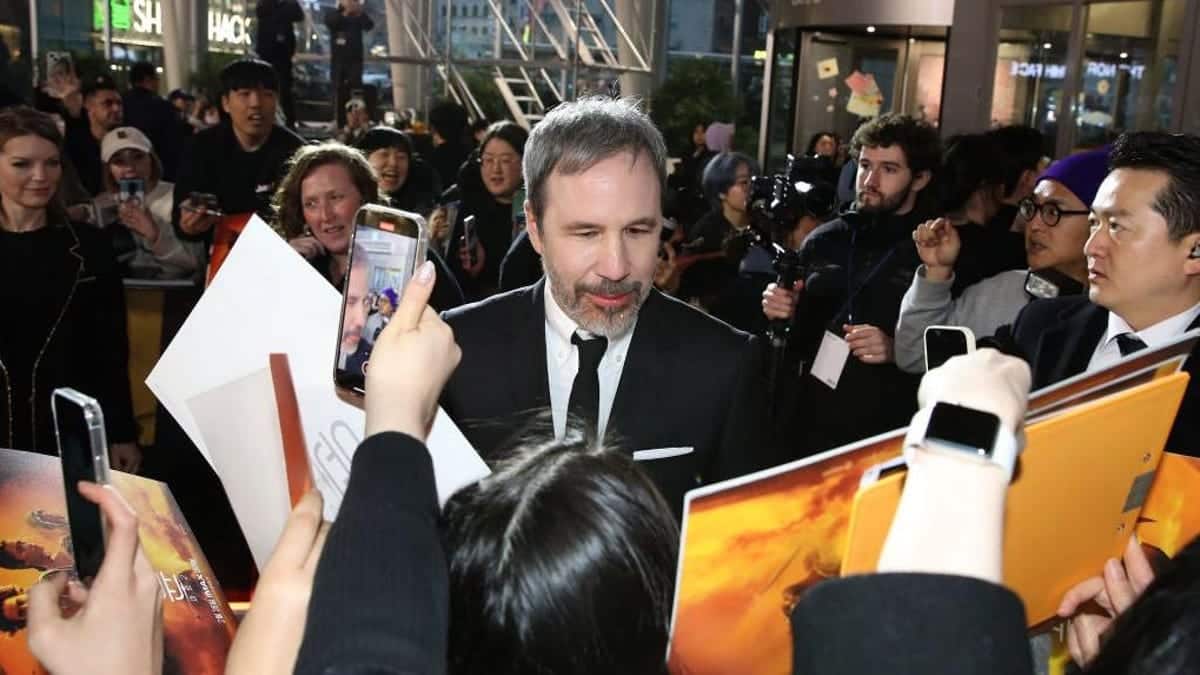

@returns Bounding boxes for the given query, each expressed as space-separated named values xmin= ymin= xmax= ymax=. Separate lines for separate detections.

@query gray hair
xmin=523 ymin=96 xmax=668 ymax=224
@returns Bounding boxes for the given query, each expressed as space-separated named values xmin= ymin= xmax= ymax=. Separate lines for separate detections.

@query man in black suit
xmin=441 ymin=97 xmax=770 ymax=515
xmin=993 ymin=132 xmax=1200 ymax=456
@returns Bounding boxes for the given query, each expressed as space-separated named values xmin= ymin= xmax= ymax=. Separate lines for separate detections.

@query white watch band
xmin=903 ymin=404 xmax=1020 ymax=482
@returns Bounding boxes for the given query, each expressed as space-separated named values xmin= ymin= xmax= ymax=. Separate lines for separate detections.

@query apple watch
xmin=903 ymin=401 xmax=1020 ymax=482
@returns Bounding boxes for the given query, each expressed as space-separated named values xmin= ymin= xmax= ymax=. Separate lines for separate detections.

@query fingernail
xmin=415 ymin=260 xmax=434 ymax=284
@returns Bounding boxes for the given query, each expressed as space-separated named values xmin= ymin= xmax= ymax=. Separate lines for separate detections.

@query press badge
xmin=811 ymin=330 xmax=850 ymax=389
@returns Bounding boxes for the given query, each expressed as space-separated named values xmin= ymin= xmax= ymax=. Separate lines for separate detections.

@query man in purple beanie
xmin=893 ymin=146 xmax=1109 ymax=373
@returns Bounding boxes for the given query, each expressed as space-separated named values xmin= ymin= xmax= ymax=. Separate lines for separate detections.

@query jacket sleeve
xmin=707 ymin=334 xmax=775 ymax=480
xmin=294 ymin=432 xmax=448 ymax=675
xmin=790 ymin=573 xmax=1033 ymax=675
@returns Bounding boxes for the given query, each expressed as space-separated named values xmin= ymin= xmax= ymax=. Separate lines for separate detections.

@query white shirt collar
xmin=1101 ymin=301 xmax=1200 ymax=351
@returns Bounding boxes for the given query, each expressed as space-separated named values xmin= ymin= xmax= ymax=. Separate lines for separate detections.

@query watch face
xmin=926 ymin=402 xmax=1001 ymax=453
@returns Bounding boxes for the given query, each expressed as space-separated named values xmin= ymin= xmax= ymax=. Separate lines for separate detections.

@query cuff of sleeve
xmin=912 ymin=265 xmax=956 ymax=305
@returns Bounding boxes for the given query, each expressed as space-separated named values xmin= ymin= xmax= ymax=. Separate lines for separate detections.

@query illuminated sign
xmin=93 ymin=0 xmax=253 ymax=49
xmin=1010 ymin=60 xmax=1144 ymax=81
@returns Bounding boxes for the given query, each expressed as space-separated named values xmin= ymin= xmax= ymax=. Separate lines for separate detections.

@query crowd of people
xmin=0 ymin=44 xmax=1199 ymax=674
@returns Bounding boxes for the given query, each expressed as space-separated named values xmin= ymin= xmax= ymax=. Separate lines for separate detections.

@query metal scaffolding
xmin=378 ymin=0 xmax=661 ymax=129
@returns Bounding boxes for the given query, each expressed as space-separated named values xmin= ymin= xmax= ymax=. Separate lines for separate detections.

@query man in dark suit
xmin=993 ymin=132 xmax=1200 ymax=456
xmin=441 ymin=97 xmax=771 ymax=515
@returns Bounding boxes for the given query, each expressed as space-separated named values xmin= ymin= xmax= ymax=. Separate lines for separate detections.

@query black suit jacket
xmin=441 ymin=281 xmax=772 ymax=515
xmin=992 ymin=296 xmax=1200 ymax=456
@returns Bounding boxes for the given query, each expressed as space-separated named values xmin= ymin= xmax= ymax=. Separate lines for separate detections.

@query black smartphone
xmin=462 ymin=214 xmax=479 ymax=266
xmin=334 ymin=204 xmax=429 ymax=399
xmin=51 ymin=388 xmax=111 ymax=584
xmin=923 ymin=325 xmax=976 ymax=371
xmin=184 ymin=191 xmax=224 ymax=217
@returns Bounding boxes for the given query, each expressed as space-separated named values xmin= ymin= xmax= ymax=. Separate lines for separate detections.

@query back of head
xmin=129 ymin=61 xmax=157 ymax=87
xmin=524 ymin=96 xmax=668 ymax=223
xmin=850 ymin=113 xmax=941 ymax=178
xmin=986 ymin=125 xmax=1045 ymax=198
xmin=443 ymin=425 xmax=679 ymax=675
xmin=938 ymin=133 xmax=1005 ymax=214
xmin=1086 ymin=535 xmax=1200 ymax=675
xmin=1107 ymin=131 xmax=1200 ymax=241
xmin=429 ymin=100 xmax=469 ymax=143
xmin=219 ymin=58 xmax=278 ymax=97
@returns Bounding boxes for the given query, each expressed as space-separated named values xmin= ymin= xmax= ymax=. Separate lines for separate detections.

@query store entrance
xmin=791 ymin=28 xmax=947 ymax=158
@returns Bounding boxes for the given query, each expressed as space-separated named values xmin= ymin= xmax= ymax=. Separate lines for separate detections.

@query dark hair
xmin=0 ymin=106 xmax=70 ymax=224
xmin=357 ymin=126 xmax=413 ymax=158
xmin=1085 ymin=536 xmax=1200 ymax=675
xmin=469 ymin=118 xmax=491 ymax=135
xmin=1108 ymin=131 xmax=1200 ymax=241
xmin=443 ymin=422 xmax=678 ymax=675
xmin=479 ymin=120 xmax=528 ymax=158
xmin=850 ymin=113 xmax=941 ymax=178
xmin=986 ymin=125 xmax=1045 ymax=198
xmin=429 ymin=100 xmax=469 ymax=142
xmin=129 ymin=61 xmax=157 ymax=85
xmin=702 ymin=151 xmax=758 ymax=206
xmin=273 ymin=143 xmax=380 ymax=239
xmin=938 ymin=133 xmax=1005 ymax=214
xmin=219 ymin=58 xmax=278 ymax=97
xmin=81 ymin=75 xmax=119 ymax=98
xmin=805 ymin=131 xmax=838 ymax=157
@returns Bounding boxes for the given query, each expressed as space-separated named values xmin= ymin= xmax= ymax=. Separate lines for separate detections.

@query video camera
xmin=747 ymin=154 xmax=838 ymax=245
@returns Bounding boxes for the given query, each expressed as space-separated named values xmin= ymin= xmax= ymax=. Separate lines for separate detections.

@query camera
xmin=748 ymin=154 xmax=838 ymax=243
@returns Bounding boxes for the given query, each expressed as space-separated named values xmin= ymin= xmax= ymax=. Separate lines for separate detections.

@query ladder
xmin=494 ymin=66 xmax=548 ymax=129
xmin=545 ymin=0 xmax=618 ymax=68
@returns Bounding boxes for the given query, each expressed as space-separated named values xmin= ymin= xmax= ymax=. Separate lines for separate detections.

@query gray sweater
xmin=894 ymin=266 xmax=1030 ymax=373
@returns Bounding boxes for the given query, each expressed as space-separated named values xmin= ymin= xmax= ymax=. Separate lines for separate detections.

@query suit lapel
xmin=1043 ymin=302 xmax=1109 ymax=384
xmin=609 ymin=290 xmax=670 ymax=447
xmin=508 ymin=280 xmax=551 ymax=410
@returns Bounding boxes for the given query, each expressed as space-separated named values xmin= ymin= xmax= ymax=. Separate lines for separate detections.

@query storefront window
xmin=992 ymin=5 xmax=1074 ymax=158
xmin=1075 ymin=0 xmax=1183 ymax=148
xmin=764 ymin=29 xmax=796 ymax=171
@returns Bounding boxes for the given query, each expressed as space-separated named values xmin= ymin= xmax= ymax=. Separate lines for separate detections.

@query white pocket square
xmin=633 ymin=446 xmax=694 ymax=461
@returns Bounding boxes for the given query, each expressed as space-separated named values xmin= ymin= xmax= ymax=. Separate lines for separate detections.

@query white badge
xmin=811 ymin=330 xmax=850 ymax=390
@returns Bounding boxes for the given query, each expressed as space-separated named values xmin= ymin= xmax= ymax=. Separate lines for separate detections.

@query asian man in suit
xmin=991 ymin=132 xmax=1200 ymax=456
xmin=440 ymin=97 xmax=771 ymax=516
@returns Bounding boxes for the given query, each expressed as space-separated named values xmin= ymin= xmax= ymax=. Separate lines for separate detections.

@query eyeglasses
xmin=1018 ymin=197 xmax=1091 ymax=227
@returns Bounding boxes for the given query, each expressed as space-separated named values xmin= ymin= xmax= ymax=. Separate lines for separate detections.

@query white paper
xmin=146 ymin=216 xmax=490 ymax=533
xmin=811 ymin=330 xmax=850 ymax=389
xmin=187 ymin=368 xmax=291 ymax=570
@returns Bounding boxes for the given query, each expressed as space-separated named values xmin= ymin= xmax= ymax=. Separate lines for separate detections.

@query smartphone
xmin=441 ymin=200 xmax=461 ymax=256
xmin=184 ymin=191 xmax=224 ymax=217
xmin=924 ymin=325 xmax=976 ymax=371
xmin=462 ymin=214 xmax=479 ymax=266
xmin=1025 ymin=268 xmax=1085 ymax=299
xmin=51 ymin=388 xmax=111 ymax=583
xmin=117 ymin=178 xmax=145 ymax=207
xmin=334 ymin=204 xmax=429 ymax=399
xmin=510 ymin=186 xmax=527 ymax=237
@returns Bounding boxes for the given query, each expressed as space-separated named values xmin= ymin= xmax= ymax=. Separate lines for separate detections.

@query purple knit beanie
xmin=1036 ymin=146 xmax=1111 ymax=207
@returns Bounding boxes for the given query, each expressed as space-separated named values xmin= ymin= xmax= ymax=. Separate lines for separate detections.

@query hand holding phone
xmin=923 ymin=325 xmax=976 ymax=371
xmin=52 ymin=388 xmax=112 ymax=583
xmin=335 ymin=204 xmax=429 ymax=400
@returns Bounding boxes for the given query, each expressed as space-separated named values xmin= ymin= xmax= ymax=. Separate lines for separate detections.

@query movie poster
xmin=0 ymin=448 xmax=235 ymax=674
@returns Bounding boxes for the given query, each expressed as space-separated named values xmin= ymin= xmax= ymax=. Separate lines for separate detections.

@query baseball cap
xmin=101 ymin=127 xmax=154 ymax=163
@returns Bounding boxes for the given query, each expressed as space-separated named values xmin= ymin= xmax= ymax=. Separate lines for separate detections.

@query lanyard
xmin=835 ymin=228 xmax=896 ymax=326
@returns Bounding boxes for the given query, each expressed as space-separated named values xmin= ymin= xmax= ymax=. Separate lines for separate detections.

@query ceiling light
xmin=1119 ymin=51 xmax=1129 ymax=59
xmin=1043 ymin=42 xmax=1053 ymax=49
xmin=866 ymin=26 xmax=876 ymax=33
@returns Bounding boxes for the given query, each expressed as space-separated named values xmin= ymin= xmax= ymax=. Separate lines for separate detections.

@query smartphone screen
xmin=52 ymin=390 xmax=109 ymax=582
xmin=335 ymin=205 xmax=428 ymax=395
xmin=118 ymin=178 xmax=145 ymax=206
xmin=462 ymin=215 xmax=478 ymax=266
xmin=924 ymin=327 xmax=972 ymax=370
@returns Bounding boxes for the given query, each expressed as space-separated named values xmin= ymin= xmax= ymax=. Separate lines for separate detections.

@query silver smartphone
xmin=51 ymin=388 xmax=112 ymax=583
xmin=334 ymin=204 xmax=429 ymax=400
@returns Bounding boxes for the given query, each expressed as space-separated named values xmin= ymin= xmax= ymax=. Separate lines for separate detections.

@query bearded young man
xmin=440 ymin=97 xmax=772 ymax=516
xmin=761 ymin=113 xmax=942 ymax=458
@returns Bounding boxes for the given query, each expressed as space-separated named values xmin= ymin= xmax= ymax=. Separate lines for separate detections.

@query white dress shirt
xmin=544 ymin=289 xmax=637 ymax=440
xmin=1087 ymin=301 xmax=1200 ymax=371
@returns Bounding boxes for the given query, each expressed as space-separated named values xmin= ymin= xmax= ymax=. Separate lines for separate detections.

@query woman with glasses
xmin=892 ymin=146 xmax=1109 ymax=373
xmin=435 ymin=121 xmax=527 ymax=300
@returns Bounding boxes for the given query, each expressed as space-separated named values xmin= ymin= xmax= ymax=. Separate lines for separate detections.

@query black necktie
xmin=1115 ymin=333 xmax=1148 ymax=357
xmin=569 ymin=333 xmax=608 ymax=436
